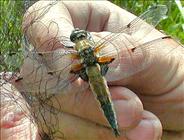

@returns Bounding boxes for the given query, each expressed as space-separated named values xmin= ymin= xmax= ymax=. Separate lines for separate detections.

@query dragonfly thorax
xmin=80 ymin=47 xmax=97 ymax=67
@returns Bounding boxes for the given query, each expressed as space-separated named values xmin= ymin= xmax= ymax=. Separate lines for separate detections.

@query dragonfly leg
xmin=100 ymin=64 xmax=109 ymax=76
xmin=78 ymin=69 xmax=88 ymax=81
xmin=70 ymin=63 xmax=83 ymax=73
xmin=97 ymin=56 xmax=115 ymax=76
xmin=70 ymin=65 xmax=88 ymax=81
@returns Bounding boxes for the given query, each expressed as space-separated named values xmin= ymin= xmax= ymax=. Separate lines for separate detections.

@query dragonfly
xmin=2 ymin=2 xmax=180 ymax=140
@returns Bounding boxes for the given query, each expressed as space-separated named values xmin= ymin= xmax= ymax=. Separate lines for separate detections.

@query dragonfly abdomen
xmin=86 ymin=64 xmax=120 ymax=137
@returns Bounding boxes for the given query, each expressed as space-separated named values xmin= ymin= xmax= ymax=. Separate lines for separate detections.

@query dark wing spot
xmin=15 ymin=77 xmax=23 ymax=82
xmin=48 ymin=72 xmax=53 ymax=75
xmin=131 ymin=47 xmax=136 ymax=52
xmin=127 ymin=23 xmax=131 ymax=28
xmin=162 ymin=36 xmax=171 ymax=39
xmin=38 ymin=53 xmax=43 ymax=56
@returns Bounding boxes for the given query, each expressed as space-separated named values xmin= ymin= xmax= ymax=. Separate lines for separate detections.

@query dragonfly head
xmin=70 ymin=28 xmax=89 ymax=43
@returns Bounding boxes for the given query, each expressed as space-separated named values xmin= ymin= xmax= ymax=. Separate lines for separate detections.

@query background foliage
xmin=113 ymin=0 xmax=184 ymax=43
xmin=0 ymin=0 xmax=183 ymax=72
xmin=0 ymin=0 xmax=24 ymax=72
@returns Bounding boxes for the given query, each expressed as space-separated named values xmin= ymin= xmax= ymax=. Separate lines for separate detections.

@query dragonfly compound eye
xmin=70 ymin=28 xmax=88 ymax=42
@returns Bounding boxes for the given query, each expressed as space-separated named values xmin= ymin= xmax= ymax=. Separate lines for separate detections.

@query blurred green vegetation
xmin=112 ymin=0 xmax=184 ymax=43
xmin=0 ymin=0 xmax=183 ymax=72
xmin=0 ymin=0 xmax=24 ymax=72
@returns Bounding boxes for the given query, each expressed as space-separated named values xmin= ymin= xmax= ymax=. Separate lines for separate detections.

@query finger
xmin=45 ymin=86 xmax=143 ymax=130
xmin=62 ymin=1 xmax=135 ymax=31
xmin=125 ymin=111 xmax=162 ymax=140
xmin=0 ymin=82 xmax=40 ymax=140
xmin=23 ymin=1 xmax=74 ymax=51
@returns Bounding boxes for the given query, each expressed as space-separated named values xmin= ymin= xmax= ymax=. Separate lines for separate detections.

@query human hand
xmin=2 ymin=1 xmax=184 ymax=140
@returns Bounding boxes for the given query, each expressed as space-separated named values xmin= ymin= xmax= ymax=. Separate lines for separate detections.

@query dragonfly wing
xmin=94 ymin=5 xmax=168 ymax=49
xmin=13 ymin=47 xmax=89 ymax=98
xmin=125 ymin=5 xmax=168 ymax=42
xmin=95 ymin=33 xmax=136 ymax=81
xmin=103 ymin=36 xmax=181 ymax=81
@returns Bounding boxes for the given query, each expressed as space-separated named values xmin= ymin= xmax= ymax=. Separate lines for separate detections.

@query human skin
xmin=1 ymin=1 xmax=184 ymax=140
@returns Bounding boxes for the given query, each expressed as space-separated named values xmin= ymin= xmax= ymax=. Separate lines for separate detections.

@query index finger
xmin=22 ymin=1 xmax=137 ymax=51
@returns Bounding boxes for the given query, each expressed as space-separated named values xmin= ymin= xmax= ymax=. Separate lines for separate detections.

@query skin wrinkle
xmin=136 ymin=49 xmax=183 ymax=98
xmin=85 ymin=3 xmax=92 ymax=30
xmin=42 ymin=103 xmax=109 ymax=129
xmin=62 ymin=1 xmax=90 ymax=30
xmin=85 ymin=2 xmax=109 ymax=31
xmin=61 ymin=2 xmax=79 ymax=28
xmin=161 ymin=50 xmax=184 ymax=96
xmin=126 ymin=51 xmax=180 ymax=95
xmin=89 ymin=2 xmax=110 ymax=31
xmin=114 ymin=99 xmax=141 ymax=130
xmin=0 ymin=88 xmax=38 ymax=140
xmin=109 ymin=37 xmax=176 ymax=92
xmin=139 ymin=90 xmax=184 ymax=131
xmin=137 ymin=67 xmax=184 ymax=103
xmin=108 ymin=10 xmax=123 ymax=33
xmin=100 ymin=7 xmax=110 ymax=31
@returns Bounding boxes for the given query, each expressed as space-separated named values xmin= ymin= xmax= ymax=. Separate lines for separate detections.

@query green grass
xmin=0 ymin=0 xmax=24 ymax=71
xmin=0 ymin=0 xmax=183 ymax=72
xmin=112 ymin=0 xmax=184 ymax=43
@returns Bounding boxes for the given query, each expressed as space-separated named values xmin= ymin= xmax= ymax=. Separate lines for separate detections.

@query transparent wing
xmin=95 ymin=5 xmax=168 ymax=48
xmin=93 ymin=5 xmax=169 ymax=81
xmin=16 ymin=45 xmax=89 ymax=96
xmin=21 ymin=9 xmax=88 ymax=97
xmin=124 ymin=5 xmax=168 ymax=39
